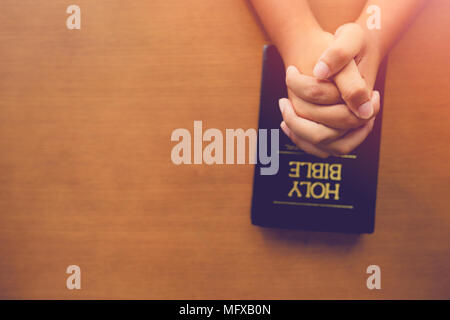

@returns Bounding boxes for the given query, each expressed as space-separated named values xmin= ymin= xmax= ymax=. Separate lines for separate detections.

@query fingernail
xmin=280 ymin=121 xmax=291 ymax=136
xmin=357 ymin=101 xmax=373 ymax=119
xmin=335 ymin=25 xmax=345 ymax=36
xmin=286 ymin=65 xmax=298 ymax=76
xmin=313 ymin=60 xmax=330 ymax=79
xmin=374 ymin=90 xmax=380 ymax=102
xmin=279 ymin=98 xmax=289 ymax=114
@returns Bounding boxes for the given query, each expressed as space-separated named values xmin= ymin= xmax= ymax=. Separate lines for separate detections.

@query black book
xmin=251 ymin=45 xmax=388 ymax=234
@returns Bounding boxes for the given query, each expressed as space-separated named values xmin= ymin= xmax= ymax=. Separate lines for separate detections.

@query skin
xmin=249 ymin=0 xmax=429 ymax=157
xmin=283 ymin=23 xmax=380 ymax=157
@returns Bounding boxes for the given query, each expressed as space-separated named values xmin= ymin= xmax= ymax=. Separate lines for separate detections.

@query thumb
xmin=313 ymin=23 xmax=365 ymax=80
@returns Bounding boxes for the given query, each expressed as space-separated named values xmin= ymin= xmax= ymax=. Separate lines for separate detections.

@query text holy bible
xmin=251 ymin=45 xmax=388 ymax=233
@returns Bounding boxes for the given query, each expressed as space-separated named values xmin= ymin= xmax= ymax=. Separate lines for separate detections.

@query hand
xmin=282 ymin=24 xmax=376 ymax=119
xmin=279 ymin=95 xmax=379 ymax=158
xmin=313 ymin=23 xmax=382 ymax=98
xmin=280 ymin=23 xmax=382 ymax=157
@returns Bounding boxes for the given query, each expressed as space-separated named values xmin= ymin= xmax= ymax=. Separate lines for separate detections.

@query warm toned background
xmin=0 ymin=0 xmax=449 ymax=299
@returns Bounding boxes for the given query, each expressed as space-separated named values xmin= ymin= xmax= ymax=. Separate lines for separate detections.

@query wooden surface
xmin=0 ymin=0 xmax=449 ymax=299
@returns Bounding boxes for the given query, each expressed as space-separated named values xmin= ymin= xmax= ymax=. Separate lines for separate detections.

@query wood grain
xmin=0 ymin=0 xmax=449 ymax=299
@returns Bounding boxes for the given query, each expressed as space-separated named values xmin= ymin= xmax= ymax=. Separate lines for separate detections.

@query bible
xmin=251 ymin=45 xmax=388 ymax=233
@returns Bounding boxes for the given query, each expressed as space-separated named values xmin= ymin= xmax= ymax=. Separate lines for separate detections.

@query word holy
xmin=171 ymin=121 xmax=279 ymax=175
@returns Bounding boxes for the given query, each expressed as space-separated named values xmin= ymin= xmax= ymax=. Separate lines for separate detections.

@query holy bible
xmin=251 ymin=45 xmax=388 ymax=233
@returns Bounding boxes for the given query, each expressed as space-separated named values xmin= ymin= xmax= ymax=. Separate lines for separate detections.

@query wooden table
xmin=0 ymin=0 xmax=449 ymax=299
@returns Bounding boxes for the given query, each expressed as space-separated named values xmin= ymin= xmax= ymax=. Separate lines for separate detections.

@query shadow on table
xmin=259 ymin=227 xmax=362 ymax=249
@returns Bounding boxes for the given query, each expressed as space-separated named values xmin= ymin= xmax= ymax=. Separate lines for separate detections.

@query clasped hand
xmin=279 ymin=23 xmax=382 ymax=158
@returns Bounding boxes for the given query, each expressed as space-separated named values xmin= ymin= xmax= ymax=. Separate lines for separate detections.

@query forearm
xmin=356 ymin=0 xmax=430 ymax=60
xmin=248 ymin=0 xmax=322 ymax=64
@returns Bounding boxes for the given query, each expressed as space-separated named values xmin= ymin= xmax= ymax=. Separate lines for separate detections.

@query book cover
xmin=251 ymin=45 xmax=388 ymax=234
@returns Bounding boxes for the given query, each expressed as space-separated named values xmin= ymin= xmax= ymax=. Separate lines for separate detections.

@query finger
xmin=286 ymin=65 xmax=341 ymax=105
xmin=290 ymin=90 xmax=380 ymax=130
xmin=280 ymin=121 xmax=330 ymax=159
xmin=313 ymin=23 xmax=365 ymax=79
xmin=334 ymin=60 xmax=373 ymax=119
xmin=279 ymin=98 xmax=346 ymax=144
xmin=321 ymin=117 xmax=376 ymax=156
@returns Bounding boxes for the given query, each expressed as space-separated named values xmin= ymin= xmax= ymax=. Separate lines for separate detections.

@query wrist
xmin=278 ymin=25 xmax=324 ymax=68
xmin=356 ymin=18 xmax=384 ymax=63
xmin=280 ymin=27 xmax=333 ymax=76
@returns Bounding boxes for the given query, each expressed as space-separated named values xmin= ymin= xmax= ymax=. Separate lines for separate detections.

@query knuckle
xmin=341 ymin=145 xmax=353 ymax=155
xmin=311 ymin=131 xmax=330 ymax=145
xmin=350 ymin=23 xmax=364 ymax=38
xmin=372 ymin=101 xmax=380 ymax=117
xmin=310 ymin=135 xmax=323 ymax=145
xmin=328 ymin=47 xmax=349 ymax=64
xmin=304 ymin=84 xmax=324 ymax=101
xmin=292 ymin=139 xmax=307 ymax=153
xmin=342 ymin=83 xmax=366 ymax=103
xmin=343 ymin=115 xmax=363 ymax=129
xmin=283 ymin=112 xmax=294 ymax=127
xmin=308 ymin=150 xmax=329 ymax=159
xmin=290 ymin=97 xmax=309 ymax=118
xmin=346 ymin=23 xmax=364 ymax=33
xmin=294 ymin=141 xmax=304 ymax=151
xmin=285 ymin=72 xmax=296 ymax=88
xmin=340 ymin=23 xmax=364 ymax=39
xmin=317 ymin=153 xmax=330 ymax=159
xmin=330 ymin=144 xmax=351 ymax=156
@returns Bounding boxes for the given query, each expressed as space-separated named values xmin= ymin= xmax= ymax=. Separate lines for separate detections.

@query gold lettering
xmin=288 ymin=180 xmax=302 ymax=197
xmin=288 ymin=161 xmax=301 ymax=178
xmin=311 ymin=163 xmax=325 ymax=179
xmin=300 ymin=162 xmax=312 ymax=178
xmin=324 ymin=163 xmax=329 ymax=180
xmin=325 ymin=183 xmax=340 ymax=200
xmin=329 ymin=164 xmax=342 ymax=181
xmin=300 ymin=181 xmax=312 ymax=198
xmin=310 ymin=182 xmax=326 ymax=199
